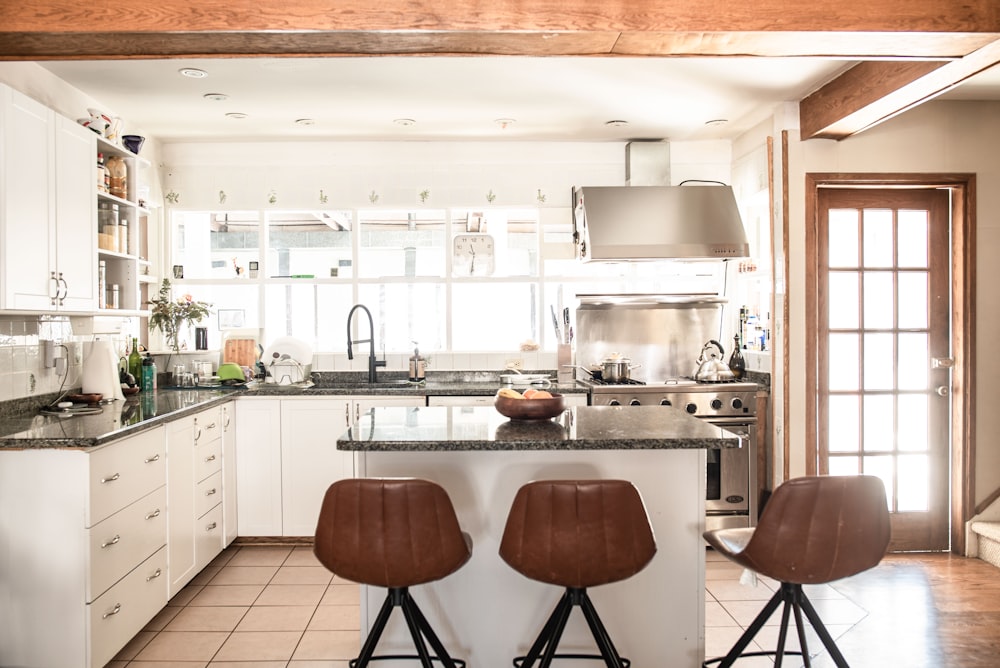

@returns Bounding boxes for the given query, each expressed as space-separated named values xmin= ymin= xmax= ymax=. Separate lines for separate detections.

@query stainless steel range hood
xmin=572 ymin=184 xmax=749 ymax=261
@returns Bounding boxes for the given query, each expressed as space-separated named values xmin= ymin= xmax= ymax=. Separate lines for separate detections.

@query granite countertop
xmin=246 ymin=371 xmax=588 ymax=397
xmin=337 ymin=405 xmax=742 ymax=451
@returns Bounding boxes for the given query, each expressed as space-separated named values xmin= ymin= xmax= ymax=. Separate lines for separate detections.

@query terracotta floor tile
xmin=127 ymin=663 xmax=208 ymax=668
xmin=286 ymin=662 xmax=352 ymax=667
xmin=190 ymin=565 xmax=222 ymax=586
xmin=271 ymin=566 xmax=334 ymax=586
xmin=133 ymin=631 xmax=229 ymax=661
xmin=212 ymin=630 xmax=303 ymax=661
xmin=189 ymin=584 xmax=265 ymax=607
xmin=226 ymin=546 xmax=293 ymax=566
xmin=320 ymin=583 xmax=360 ymax=606
xmin=165 ymin=605 xmax=250 ymax=632
xmin=209 ymin=565 xmax=280 ymax=585
xmin=256 ymin=583 xmax=328 ymax=606
xmin=285 ymin=546 xmax=324 ymax=567
xmin=111 ymin=630 xmax=155 ymax=660
xmin=705 ymin=600 xmax=740 ymax=627
xmin=169 ymin=585 xmax=205 ymax=607
xmin=236 ymin=605 xmax=316 ymax=631
xmin=144 ymin=605 xmax=182 ymax=631
xmin=707 ymin=579 xmax=779 ymax=602
xmin=308 ymin=605 xmax=361 ymax=631
xmin=207 ymin=662 xmax=288 ymax=668
xmin=292 ymin=630 xmax=361 ymax=660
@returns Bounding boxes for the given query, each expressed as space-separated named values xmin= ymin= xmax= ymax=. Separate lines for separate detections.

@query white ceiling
xmin=40 ymin=56 xmax=860 ymax=143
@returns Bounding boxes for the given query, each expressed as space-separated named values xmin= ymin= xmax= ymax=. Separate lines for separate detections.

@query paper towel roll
xmin=82 ymin=339 xmax=126 ymax=401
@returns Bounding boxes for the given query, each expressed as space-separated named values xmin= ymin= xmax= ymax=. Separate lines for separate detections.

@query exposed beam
xmin=801 ymin=39 xmax=1000 ymax=139
xmin=2 ymin=0 xmax=1000 ymax=60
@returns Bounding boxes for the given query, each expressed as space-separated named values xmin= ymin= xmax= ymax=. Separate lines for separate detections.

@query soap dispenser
xmin=409 ymin=342 xmax=426 ymax=383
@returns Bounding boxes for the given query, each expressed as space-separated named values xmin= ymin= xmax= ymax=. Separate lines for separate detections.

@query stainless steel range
xmin=583 ymin=377 xmax=759 ymax=532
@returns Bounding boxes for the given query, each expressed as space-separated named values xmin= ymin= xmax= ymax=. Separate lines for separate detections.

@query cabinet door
xmin=234 ymin=398 xmax=283 ymax=536
xmin=54 ymin=115 xmax=96 ymax=310
xmin=0 ymin=85 xmax=55 ymax=310
xmin=221 ymin=403 xmax=238 ymax=546
xmin=165 ymin=415 xmax=196 ymax=598
xmin=280 ymin=398 xmax=353 ymax=536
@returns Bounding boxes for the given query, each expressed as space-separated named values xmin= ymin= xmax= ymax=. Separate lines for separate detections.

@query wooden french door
xmin=815 ymin=187 xmax=951 ymax=551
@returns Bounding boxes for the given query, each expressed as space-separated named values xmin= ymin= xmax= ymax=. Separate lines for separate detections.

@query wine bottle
xmin=128 ymin=338 xmax=143 ymax=389
xmin=729 ymin=334 xmax=746 ymax=380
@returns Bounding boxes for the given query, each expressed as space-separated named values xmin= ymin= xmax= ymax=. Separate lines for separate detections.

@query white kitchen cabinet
xmin=221 ymin=402 xmax=238 ymax=545
xmin=0 ymin=84 xmax=96 ymax=312
xmin=0 ymin=426 xmax=167 ymax=668
xmin=234 ymin=395 xmax=423 ymax=537
xmin=166 ymin=404 xmax=225 ymax=597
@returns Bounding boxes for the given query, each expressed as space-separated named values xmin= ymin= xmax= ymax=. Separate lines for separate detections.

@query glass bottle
xmin=106 ymin=154 xmax=127 ymax=199
xmin=729 ymin=334 xmax=746 ymax=380
xmin=128 ymin=337 xmax=143 ymax=388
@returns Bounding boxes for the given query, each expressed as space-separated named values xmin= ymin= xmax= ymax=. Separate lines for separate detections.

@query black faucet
xmin=347 ymin=304 xmax=386 ymax=383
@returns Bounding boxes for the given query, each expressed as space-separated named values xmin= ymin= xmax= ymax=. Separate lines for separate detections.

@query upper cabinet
xmin=0 ymin=84 xmax=97 ymax=311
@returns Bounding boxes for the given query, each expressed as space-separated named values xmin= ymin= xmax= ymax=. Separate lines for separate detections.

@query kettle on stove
xmin=694 ymin=340 xmax=735 ymax=382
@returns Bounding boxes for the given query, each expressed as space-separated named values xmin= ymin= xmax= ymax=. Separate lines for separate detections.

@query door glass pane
xmin=828 ymin=395 xmax=860 ymax=452
xmin=863 ymin=333 xmax=894 ymax=390
xmin=897 ymin=210 xmax=929 ymax=268
xmin=828 ymin=272 xmax=859 ymax=329
xmin=898 ymin=454 xmax=929 ymax=511
xmin=863 ymin=455 xmax=895 ymax=510
xmin=898 ymin=272 xmax=928 ymax=329
xmin=863 ymin=271 xmax=894 ymax=329
xmin=267 ymin=210 xmax=352 ymax=279
xmin=863 ymin=209 xmax=894 ymax=268
xmin=828 ymin=209 xmax=859 ymax=267
xmin=829 ymin=455 xmax=860 ymax=476
xmin=863 ymin=395 xmax=894 ymax=452
xmin=828 ymin=334 xmax=859 ymax=391
xmin=897 ymin=395 xmax=928 ymax=452
xmin=897 ymin=333 xmax=929 ymax=390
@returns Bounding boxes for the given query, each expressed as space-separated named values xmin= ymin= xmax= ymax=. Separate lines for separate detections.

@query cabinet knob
xmin=206 ymin=521 xmax=218 ymax=531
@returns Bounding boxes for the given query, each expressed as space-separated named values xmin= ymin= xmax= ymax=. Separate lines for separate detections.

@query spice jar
xmin=106 ymin=154 xmax=127 ymax=199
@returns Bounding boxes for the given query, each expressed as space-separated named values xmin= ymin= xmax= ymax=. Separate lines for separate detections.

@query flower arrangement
xmin=147 ymin=279 xmax=212 ymax=353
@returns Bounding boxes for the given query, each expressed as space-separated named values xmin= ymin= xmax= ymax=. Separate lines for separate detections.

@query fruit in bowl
xmin=495 ymin=388 xmax=565 ymax=421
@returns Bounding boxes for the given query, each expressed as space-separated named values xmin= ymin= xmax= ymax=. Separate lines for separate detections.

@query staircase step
xmin=971 ymin=521 xmax=1000 ymax=569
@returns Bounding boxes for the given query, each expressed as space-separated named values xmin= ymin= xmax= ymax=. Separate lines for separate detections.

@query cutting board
xmin=223 ymin=338 xmax=258 ymax=368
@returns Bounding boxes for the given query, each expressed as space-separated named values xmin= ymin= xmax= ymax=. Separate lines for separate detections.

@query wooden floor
xmin=707 ymin=553 xmax=1000 ymax=668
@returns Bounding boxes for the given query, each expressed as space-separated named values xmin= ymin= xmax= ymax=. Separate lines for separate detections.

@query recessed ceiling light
xmin=178 ymin=67 xmax=208 ymax=79
xmin=203 ymin=93 xmax=228 ymax=101
xmin=225 ymin=112 xmax=248 ymax=120
xmin=295 ymin=118 xmax=316 ymax=126
xmin=705 ymin=119 xmax=729 ymax=127
xmin=605 ymin=120 xmax=629 ymax=127
xmin=495 ymin=118 xmax=516 ymax=129
xmin=393 ymin=118 xmax=416 ymax=126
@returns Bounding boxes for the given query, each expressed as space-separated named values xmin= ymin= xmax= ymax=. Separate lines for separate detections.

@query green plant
xmin=147 ymin=279 xmax=212 ymax=353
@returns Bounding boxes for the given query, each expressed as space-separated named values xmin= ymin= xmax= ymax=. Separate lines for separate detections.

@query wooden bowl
xmin=67 ymin=393 xmax=103 ymax=404
xmin=122 ymin=386 xmax=141 ymax=396
xmin=494 ymin=392 xmax=565 ymax=421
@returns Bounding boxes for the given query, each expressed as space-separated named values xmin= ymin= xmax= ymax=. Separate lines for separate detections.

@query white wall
xmin=782 ymin=99 xmax=1000 ymax=508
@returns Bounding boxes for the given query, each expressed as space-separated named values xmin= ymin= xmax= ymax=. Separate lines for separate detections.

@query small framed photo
xmin=172 ymin=265 xmax=184 ymax=279
xmin=218 ymin=309 xmax=246 ymax=330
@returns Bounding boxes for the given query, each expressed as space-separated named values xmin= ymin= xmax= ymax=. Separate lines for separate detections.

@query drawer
xmin=194 ymin=407 xmax=223 ymax=447
xmin=196 ymin=470 xmax=223 ymax=519
xmin=88 ymin=486 xmax=167 ymax=603
xmin=195 ymin=435 xmax=223 ymax=482
xmin=89 ymin=428 xmax=166 ymax=527
xmin=195 ymin=503 xmax=224 ymax=572
xmin=89 ymin=546 xmax=167 ymax=668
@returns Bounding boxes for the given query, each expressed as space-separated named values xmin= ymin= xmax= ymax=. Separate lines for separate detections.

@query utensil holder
xmin=557 ymin=344 xmax=574 ymax=383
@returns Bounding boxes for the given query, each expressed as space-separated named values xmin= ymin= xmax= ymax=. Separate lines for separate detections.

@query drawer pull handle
xmin=100 ymin=473 xmax=120 ymax=484
xmin=205 ymin=422 xmax=217 ymax=429
xmin=101 ymin=535 xmax=121 ymax=548
xmin=204 ymin=454 xmax=217 ymax=462
xmin=206 ymin=488 xmax=217 ymax=496
xmin=102 ymin=603 xmax=122 ymax=619
xmin=146 ymin=568 xmax=162 ymax=582
xmin=206 ymin=521 xmax=218 ymax=531
xmin=145 ymin=509 xmax=161 ymax=520
xmin=144 ymin=454 xmax=160 ymax=463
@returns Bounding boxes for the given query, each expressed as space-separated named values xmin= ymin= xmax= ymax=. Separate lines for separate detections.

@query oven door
xmin=705 ymin=420 xmax=754 ymax=522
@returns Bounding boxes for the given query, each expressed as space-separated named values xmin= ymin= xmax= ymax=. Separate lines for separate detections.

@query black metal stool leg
xmin=774 ymin=588 xmax=794 ymax=668
xmin=577 ymin=589 xmax=628 ymax=668
xmin=515 ymin=591 xmax=573 ymax=668
xmin=398 ymin=589 xmax=435 ymax=668
xmin=402 ymin=590 xmax=463 ymax=668
xmin=789 ymin=587 xmax=812 ymax=667
xmin=711 ymin=587 xmax=785 ymax=668
xmin=799 ymin=590 xmax=851 ymax=668
xmin=352 ymin=593 xmax=395 ymax=668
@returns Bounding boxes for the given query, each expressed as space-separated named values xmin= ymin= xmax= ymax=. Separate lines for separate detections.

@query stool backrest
xmin=500 ymin=479 xmax=657 ymax=588
xmin=314 ymin=478 xmax=471 ymax=588
xmin=741 ymin=475 xmax=891 ymax=584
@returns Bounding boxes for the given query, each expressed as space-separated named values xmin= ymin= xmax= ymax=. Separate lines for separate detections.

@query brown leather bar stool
xmin=499 ymin=479 xmax=657 ymax=668
xmin=314 ymin=478 xmax=472 ymax=668
xmin=702 ymin=475 xmax=891 ymax=668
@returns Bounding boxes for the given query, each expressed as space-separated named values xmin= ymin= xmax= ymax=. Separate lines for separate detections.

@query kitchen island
xmin=338 ymin=404 xmax=741 ymax=667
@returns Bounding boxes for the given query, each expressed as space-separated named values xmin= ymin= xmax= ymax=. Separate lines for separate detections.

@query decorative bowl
xmin=495 ymin=392 xmax=565 ymax=421
xmin=122 ymin=386 xmax=141 ymax=396
xmin=67 ymin=392 xmax=103 ymax=404
xmin=122 ymin=134 xmax=145 ymax=154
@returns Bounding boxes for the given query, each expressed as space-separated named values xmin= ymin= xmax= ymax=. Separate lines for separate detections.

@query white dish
xmin=500 ymin=373 xmax=552 ymax=387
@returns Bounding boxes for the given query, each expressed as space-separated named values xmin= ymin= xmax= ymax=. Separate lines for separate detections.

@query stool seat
xmin=500 ymin=479 xmax=656 ymax=668
xmin=315 ymin=478 xmax=471 ymax=668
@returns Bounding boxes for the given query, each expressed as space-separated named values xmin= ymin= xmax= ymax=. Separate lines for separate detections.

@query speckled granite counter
xmin=338 ymin=405 xmax=741 ymax=451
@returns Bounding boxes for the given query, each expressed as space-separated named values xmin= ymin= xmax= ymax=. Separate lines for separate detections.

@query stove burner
xmin=586 ymin=377 xmax=646 ymax=386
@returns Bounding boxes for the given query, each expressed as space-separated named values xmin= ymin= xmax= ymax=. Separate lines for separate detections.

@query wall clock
xmin=453 ymin=234 xmax=495 ymax=276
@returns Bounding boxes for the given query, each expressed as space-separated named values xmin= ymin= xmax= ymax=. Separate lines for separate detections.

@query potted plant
xmin=147 ymin=279 xmax=212 ymax=354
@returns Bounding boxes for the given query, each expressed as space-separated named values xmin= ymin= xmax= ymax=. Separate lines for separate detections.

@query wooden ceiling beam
xmin=801 ymin=39 xmax=1000 ymax=139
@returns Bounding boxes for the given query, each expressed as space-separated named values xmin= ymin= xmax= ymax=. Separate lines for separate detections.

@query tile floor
xmin=108 ymin=544 xmax=866 ymax=667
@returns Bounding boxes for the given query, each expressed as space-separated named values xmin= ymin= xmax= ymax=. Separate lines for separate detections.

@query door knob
xmin=935 ymin=386 xmax=950 ymax=397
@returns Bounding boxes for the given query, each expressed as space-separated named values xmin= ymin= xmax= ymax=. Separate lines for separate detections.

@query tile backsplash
xmin=0 ymin=316 xmax=87 ymax=402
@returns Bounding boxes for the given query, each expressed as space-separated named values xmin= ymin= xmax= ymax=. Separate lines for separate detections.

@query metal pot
xmin=598 ymin=355 xmax=641 ymax=383
xmin=694 ymin=340 xmax=735 ymax=382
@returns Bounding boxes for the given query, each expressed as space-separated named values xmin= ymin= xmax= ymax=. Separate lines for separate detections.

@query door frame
xmin=804 ymin=173 xmax=976 ymax=554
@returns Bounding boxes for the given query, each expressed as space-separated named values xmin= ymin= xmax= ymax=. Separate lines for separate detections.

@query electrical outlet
xmin=504 ymin=358 xmax=523 ymax=371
